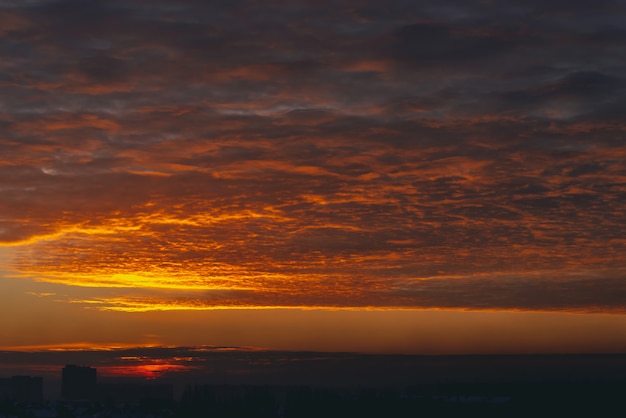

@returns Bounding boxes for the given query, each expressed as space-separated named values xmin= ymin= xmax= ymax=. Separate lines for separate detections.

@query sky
xmin=1 ymin=0 xmax=626 ymax=355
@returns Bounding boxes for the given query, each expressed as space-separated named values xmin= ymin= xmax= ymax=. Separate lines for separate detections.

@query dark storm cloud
xmin=1 ymin=0 xmax=625 ymax=312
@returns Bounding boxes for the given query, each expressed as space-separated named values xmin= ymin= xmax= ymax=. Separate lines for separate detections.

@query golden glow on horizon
xmin=0 ymin=342 xmax=260 ymax=353
xmin=2 ymin=310 xmax=626 ymax=355
xmin=0 ymin=343 xmax=161 ymax=352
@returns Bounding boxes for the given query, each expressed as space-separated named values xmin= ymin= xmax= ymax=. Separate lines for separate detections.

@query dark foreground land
xmin=1 ymin=379 xmax=626 ymax=417
xmin=178 ymin=380 xmax=626 ymax=418
xmin=2 ymin=351 xmax=626 ymax=417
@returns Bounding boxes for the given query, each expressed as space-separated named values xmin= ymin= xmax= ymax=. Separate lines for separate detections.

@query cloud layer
xmin=1 ymin=0 xmax=626 ymax=312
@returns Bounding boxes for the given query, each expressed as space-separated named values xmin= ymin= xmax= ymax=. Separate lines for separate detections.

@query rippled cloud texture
xmin=1 ymin=0 xmax=625 ymax=313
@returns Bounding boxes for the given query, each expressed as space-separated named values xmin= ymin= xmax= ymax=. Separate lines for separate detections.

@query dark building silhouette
xmin=62 ymin=365 xmax=97 ymax=400
xmin=11 ymin=376 xmax=43 ymax=403
xmin=98 ymin=383 xmax=173 ymax=402
xmin=0 ymin=379 xmax=9 ymax=399
xmin=0 ymin=376 xmax=43 ymax=403
xmin=61 ymin=364 xmax=173 ymax=402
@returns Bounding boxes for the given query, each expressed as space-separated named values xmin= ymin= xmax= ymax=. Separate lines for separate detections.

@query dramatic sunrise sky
xmin=1 ymin=0 xmax=625 ymax=354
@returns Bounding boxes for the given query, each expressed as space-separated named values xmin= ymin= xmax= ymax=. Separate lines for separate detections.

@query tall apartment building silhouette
xmin=61 ymin=364 xmax=173 ymax=402
xmin=62 ymin=365 xmax=97 ymax=400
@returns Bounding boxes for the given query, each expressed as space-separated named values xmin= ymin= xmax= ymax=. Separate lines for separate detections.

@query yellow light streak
xmin=32 ymin=272 xmax=254 ymax=290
